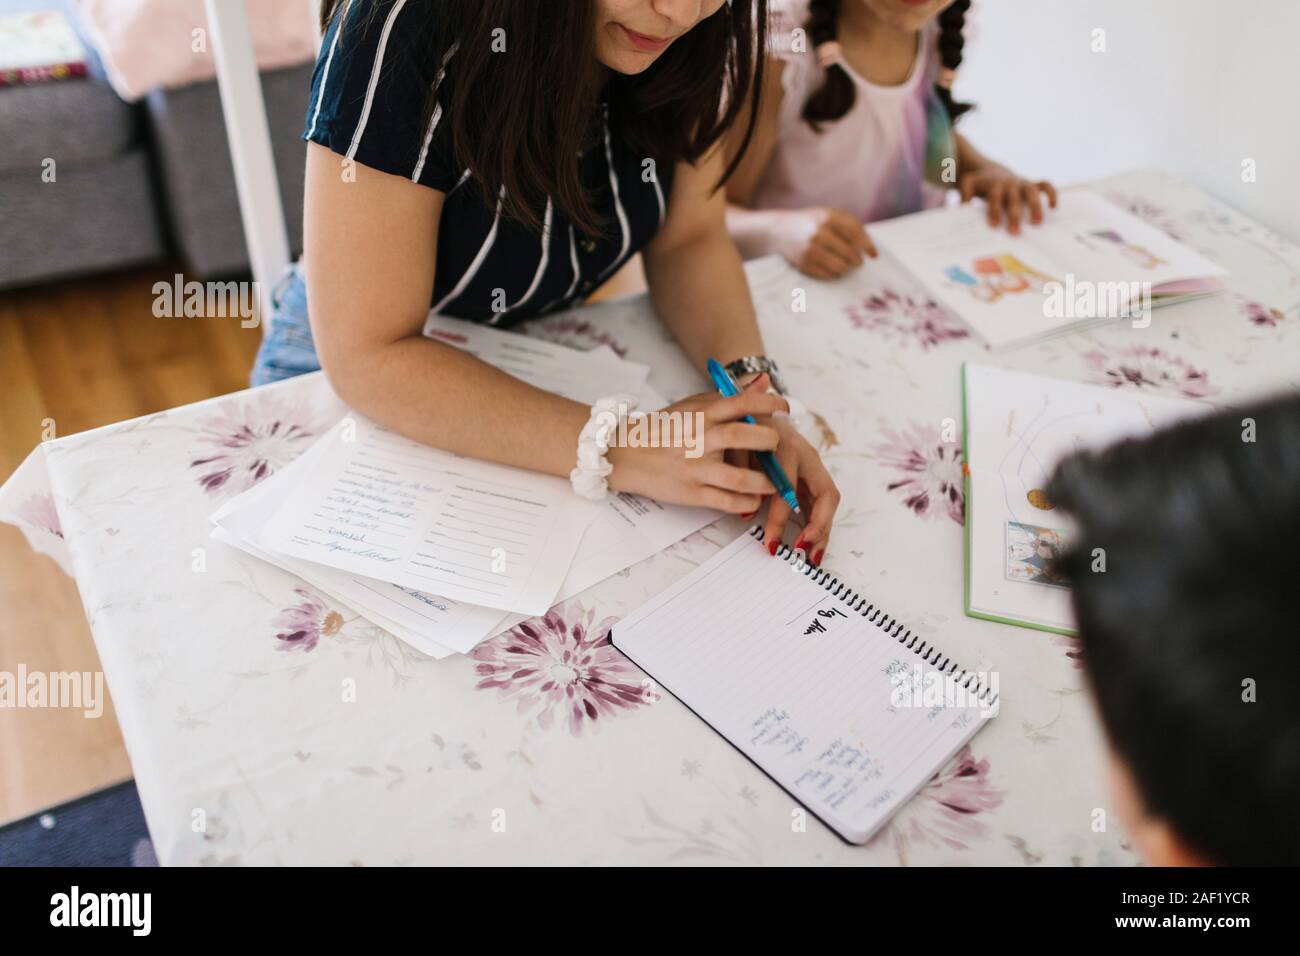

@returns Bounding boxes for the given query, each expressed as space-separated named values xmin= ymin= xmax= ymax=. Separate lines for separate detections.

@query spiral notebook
xmin=612 ymin=527 xmax=998 ymax=845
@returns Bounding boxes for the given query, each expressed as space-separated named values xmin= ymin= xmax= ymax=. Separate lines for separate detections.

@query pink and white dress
xmin=753 ymin=0 xmax=955 ymax=224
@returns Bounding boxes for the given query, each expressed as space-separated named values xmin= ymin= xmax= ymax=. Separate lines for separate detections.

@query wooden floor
xmin=0 ymin=261 xmax=262 ymax=825
xmin=0 ymin=256 xmax=646 ymax=826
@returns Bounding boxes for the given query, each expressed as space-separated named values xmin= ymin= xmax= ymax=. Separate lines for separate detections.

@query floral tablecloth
xmin=3 ymin=170 xmax=1297 ymax=865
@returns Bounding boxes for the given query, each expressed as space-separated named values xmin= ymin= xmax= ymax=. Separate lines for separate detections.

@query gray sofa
xmin=144 ymin=63 xmax=311 ymax=279
xmin=0 ymin=0 xmax=309 ymax=290
xmin=0 ymin=0 xmax=165 ymax=289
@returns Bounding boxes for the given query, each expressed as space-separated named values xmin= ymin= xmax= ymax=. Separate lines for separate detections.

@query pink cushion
xmin=73 ymin=0 xmax=317 ymax=101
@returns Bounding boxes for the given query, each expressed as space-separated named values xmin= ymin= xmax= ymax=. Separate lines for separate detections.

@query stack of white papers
xmin=211 ymin=316 xmax=718 ymax=658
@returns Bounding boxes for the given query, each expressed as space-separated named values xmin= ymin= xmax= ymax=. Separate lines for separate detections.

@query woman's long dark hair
xmin=320 ymin=0 xmax=767 ymax=236
xmin=802 ymin=0 xmax=972 ymax=131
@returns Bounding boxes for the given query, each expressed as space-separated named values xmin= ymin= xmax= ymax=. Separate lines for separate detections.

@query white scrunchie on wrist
xmin=570 ymin=393 xmax=639 ymax=501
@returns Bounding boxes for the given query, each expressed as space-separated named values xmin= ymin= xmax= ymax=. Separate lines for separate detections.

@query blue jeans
xmin=250 ymin=264 xmax=322 ymax=386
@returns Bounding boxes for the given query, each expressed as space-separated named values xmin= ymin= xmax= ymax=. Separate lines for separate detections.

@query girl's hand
xmin=606 ymin=389 xmax=789 ymax=514
xmin=770 ymin=207 xmax=878 ymax=280
xmin=959 ymin=165 xmax=1058 ymax=235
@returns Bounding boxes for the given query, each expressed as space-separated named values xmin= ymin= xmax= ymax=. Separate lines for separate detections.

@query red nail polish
xmin=767 ymin=539 xmax=778 ymax=557
xmin=794 ymin=533 xmax=807 ymax=552
xmin=813 ymin=548 xmax=825 ymax=567
xmin=742 ymin=511 xmax=755 ymax=519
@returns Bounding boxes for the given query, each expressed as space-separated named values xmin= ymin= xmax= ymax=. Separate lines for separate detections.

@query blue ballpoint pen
xmin=706 ymin=358 xmax=801 ymax=515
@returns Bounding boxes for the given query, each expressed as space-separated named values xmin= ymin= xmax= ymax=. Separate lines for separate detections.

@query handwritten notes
xmin=210 ymin=435 xmax=513 ymax=656
xmin=794 ymin=739 xmax=887 ymax=811
xmin=210 ymin=317 xmax=707 ymax=651
xmin=210 ymin=320 xmax=714 ymax=654
xmin=258 ymin=417 xmax=597 ymax=615
xmin=802 ymin=605 xmax=847 ymax=636
xmin=611 ymin=531 xmax=993 ymax=844
xmin=214 ymin=405 xmax=715 ymax=653
xmin=751 ymin=708 xmax=809 ymax=756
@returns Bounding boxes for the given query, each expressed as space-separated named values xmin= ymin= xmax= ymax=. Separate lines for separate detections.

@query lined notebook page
xmin=612 ymin=529 xmax=996 ymax=844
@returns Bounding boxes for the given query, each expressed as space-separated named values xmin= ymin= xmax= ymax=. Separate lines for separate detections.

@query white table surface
xmin=4 ymin=170 xmax=1297 ymax=865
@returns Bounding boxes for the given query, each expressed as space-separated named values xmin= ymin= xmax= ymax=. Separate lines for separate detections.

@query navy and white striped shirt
xmin=304 ymin=0 xmax=672 ymax=326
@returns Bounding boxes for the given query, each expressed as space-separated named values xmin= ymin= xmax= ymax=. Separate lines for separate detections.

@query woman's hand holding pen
xmin=607 ymin=374 xmax=839 ymax=566
xmin=721 ymin=373 xmax=839 ymax=567
xmin=606 ymin=388 xmax=786 ymax=514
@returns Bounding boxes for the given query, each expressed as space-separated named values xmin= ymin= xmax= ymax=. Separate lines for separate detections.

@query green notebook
xmin=961 ymin=362 xmax=1209 ymax=634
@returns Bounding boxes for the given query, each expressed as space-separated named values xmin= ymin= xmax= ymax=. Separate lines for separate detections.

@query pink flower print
xmin=17 ymin=493 xmax=63 ymax=539
xmin=272 ymin=587 xmax=343 ymax=653
xmin=1102 ymin=191 xmax=1185 ymax=242
xmin=1082 ymin=345 xmax=1217 ymax=398
xmin=190 ymin=397 xmax=320 ymax=496
xmin=845 ymin=286 xmax=970 ymax=350
xmin=878 ymin=746 xmax=1004 ymax=854
xmin=872 ymin=421 xmax=965 ymax=525
xmin=470 ymin=600 xmax=648 ymax=735
xmin=525 ymin=315 xmax=628 ymax=358
xmin=1238 ymin=296 xmax=1289 ymax=328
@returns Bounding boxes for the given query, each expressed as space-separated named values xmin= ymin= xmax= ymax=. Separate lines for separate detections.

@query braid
xmin=801 ymin=0 xmax=855 ymax=131
xmin=936 ymin=0 xmax=974 ymax=121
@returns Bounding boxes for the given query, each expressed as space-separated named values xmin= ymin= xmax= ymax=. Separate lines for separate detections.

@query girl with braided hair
xmin=726 ymin=0 xmax=1058 ymax=280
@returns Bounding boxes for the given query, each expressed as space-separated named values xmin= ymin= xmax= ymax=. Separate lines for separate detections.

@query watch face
xmin=726 ymin=357 xmax=784 ymax=393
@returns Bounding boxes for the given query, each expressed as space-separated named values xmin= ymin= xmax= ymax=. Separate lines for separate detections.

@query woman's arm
xmin=643 ymin=142 xmax=766 ymax=371
xmin=643 ymin=142 xmax=841 ymax=556
xmin=303 ymin=142 xmax=590 ymax=477
xmin=722 ymin=56 xmax=788 ymax=259
xmin=303 ymin=142 xmax=785 ymax=514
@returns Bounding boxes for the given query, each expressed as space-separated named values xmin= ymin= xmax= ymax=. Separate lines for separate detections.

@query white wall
xmin=956 ymin=0 xmax=1300 ymax=241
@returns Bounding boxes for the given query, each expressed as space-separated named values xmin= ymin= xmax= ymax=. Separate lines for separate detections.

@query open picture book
xmin=962 ymin=363 xmax=1213 ymax=634
xmin=871 ymin=190 xmax=1227 ymax=348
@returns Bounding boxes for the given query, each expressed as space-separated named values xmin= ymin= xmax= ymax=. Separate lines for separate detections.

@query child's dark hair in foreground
xmin=1047 ymin=392 xmax=1300 ymax=866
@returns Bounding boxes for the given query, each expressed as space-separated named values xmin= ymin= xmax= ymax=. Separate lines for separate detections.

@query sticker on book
xmin=1005 ymin=521 xmax=1072 ymax=588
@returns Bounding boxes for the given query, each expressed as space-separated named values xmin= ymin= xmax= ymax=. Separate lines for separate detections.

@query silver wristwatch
xmin=724 ymin=355 xmax=787 ymax=395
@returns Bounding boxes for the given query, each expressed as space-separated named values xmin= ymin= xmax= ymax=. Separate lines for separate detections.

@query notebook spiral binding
xmin=748 ymin=526 xmax=998 ymax=705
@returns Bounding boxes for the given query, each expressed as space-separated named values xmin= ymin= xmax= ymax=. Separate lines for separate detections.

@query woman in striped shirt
xmin=255 ymin=0 xmax=840 ymax=561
